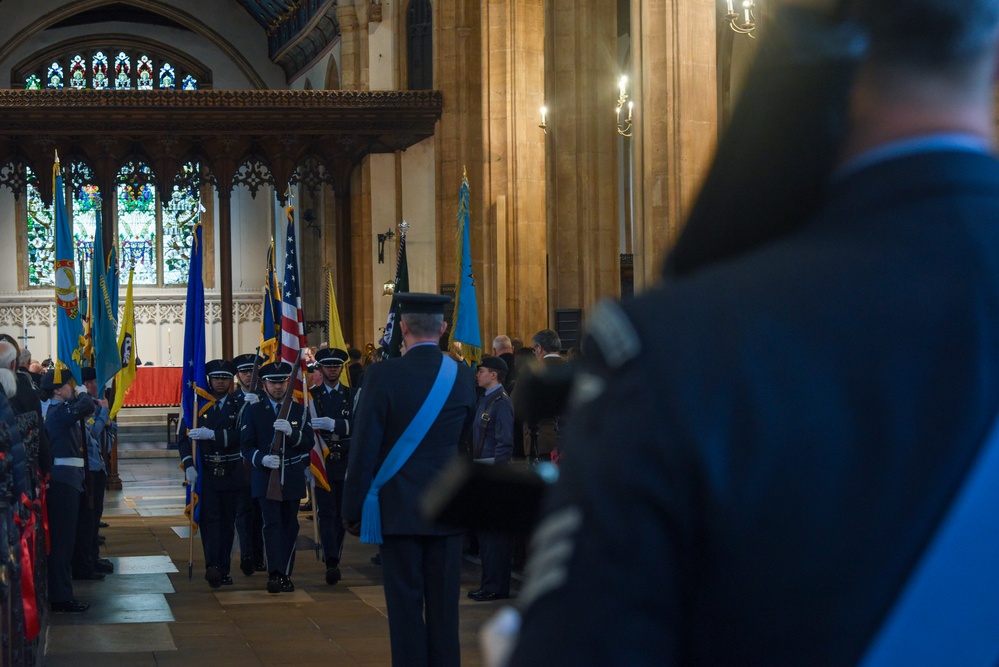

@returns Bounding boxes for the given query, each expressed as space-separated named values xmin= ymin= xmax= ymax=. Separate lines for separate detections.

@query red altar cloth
xmin=121 ymin=366 xmax=184 ymax=407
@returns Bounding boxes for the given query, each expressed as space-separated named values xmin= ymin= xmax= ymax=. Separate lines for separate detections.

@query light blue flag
xmin=449 ymin=170 xmax=482 ymax=365
xmin=52 ymin=157 xmax=84 ymax=386
xmin=90 ymin=208 xmax=120 ymax=390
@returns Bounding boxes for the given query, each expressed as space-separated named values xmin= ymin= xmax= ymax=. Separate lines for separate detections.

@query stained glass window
xmin=114 ymin=51 xmax=130 ymax=89
xmin=69 ymin=55 xmax=86 ymax=89
xmin=47 ymin=62 xmax=63 ymax=89
xmin=116 ymin=163 xmax=157 ymax=284
xmin=136 ymin=55 xmax=154 ymax=90
xmin=25 ymin=74 xmax=41 ymax=90
xmin=159 ymin=63 xmax=175 ymax=89
xmin=25 ymin=173 xmax=55 ymax=286
xmin=24 ymin=167 xmax=102 ymax=287
xmin=182 ymin=75 xmax=197 ymax=90
xmin=92 ymin=52 xmax=109 ymax=89
xmin=163 ymin=164 xmax=200 ymax=285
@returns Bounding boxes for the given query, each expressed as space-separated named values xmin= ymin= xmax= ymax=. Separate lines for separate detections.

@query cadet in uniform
xmin=232 ymin=353 xmax=265 ymax=575
xmin=240 ymin=361 xmax=313 ymax=593
xmin=179 ymin=359 xmax=247 ymax=588
xmin=309 ymin=347 xmax=355 ymax=585
xmin=343 ymin=293 xmax=477 ymax=667
xmin=72 ymin=366 xmax=114 ymax=581
xmin=43 ymin=369 xmax=95 ymax=613
xmin=467 ymin=356 xmax=514 ymax=601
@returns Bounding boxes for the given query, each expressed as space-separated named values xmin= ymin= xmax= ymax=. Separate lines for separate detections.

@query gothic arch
xmin=0 ymin=0 xmax=267 ymax=89
xmin=324 ymin=52 xmax=340 ymax=90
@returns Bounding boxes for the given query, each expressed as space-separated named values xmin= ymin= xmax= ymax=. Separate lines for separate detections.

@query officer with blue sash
xmin=343 ymin=293 xmax=476 ymax=667
xmin=240 ymin=361 xmax=312 ymax=594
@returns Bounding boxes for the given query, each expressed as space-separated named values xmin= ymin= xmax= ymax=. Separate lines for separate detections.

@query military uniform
xmin=309 ymin=347 xmax=356 ymax=584
xmin=343 ymin=293 xmax=477 ymax=667
xmin=43 ymin=371 xmax=94 ymax=612
xmin=469 ymin=357 xmax=514 ymax=600
xmin=239 ymin=361 xmax=313 ymax=593
xmin=180 ymin=359 xmax=247 ymax=587
xmin=232 ymin=353 xmax=266 ymax=576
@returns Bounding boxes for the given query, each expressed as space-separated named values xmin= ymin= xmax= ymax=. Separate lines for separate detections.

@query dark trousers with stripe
xmin=478 ymin=530 xmax=513 ymax=597
xmin=236 ymin=485 xmax=264 ymax=566
xmin=47 ymin=481 xmax=81 ymax=604
xmin=200 ymin=483 xmax=240 ymax=575
xmin=315 ymin=475 xmax=346 ymax=565
xmin=380 ymin=533 xmax=462 ymax=667
xmin=258 ymin=497 xmax=300 ymax=576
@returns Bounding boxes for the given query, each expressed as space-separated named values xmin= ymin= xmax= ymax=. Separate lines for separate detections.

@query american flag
xmin=280 ymin=206 xmax=307 ymax=402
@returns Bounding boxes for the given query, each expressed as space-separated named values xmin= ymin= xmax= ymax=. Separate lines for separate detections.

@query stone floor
xmin=42 ymin=458 xmax=514 ymax=666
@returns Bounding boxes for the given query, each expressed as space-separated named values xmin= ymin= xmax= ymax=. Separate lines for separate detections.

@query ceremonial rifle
xmin=249 ymin=346 xmax=263 ymax=394
xmin=266 ymin=351 xmax=301 ymax=502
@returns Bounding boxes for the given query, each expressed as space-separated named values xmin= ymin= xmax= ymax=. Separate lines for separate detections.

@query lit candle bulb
xmin=540 ymin=106 xmax=547 ymax=125
xmin=619 ymin=75 xmax=627 ymax=99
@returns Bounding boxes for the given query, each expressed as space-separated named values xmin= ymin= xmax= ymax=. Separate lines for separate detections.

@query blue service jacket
xmin=179 ymin=393 xmax=248 ymax=491
xmin=240 ymin=399 xmax=312 ymax=500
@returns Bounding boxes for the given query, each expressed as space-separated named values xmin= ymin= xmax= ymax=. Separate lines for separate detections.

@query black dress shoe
xmin=221 ymin=574 xmax=234 ymax=586
xmin=240 ymin=557 xmax=255 ymax=576
xmin=99 ymin=521 xmax=109 ymax=528
xmin=266 ymin=573 xmax=282 ymax=594
xmin=51 ymin=599 xmax=90 ymax=613
xmin=255 ymin=561 xmax=268 ymax=572
xmin=73 ymin=571 xmax=105 ymax=581
xmin=95 ymin=558 xmax=114 ymax=574
xmin=467 ymin=588 xmax=486 ymax=599
xmin=370 ymin=554 xmax=381 ymax=566
xmin=205 ymin=565 xmax=222 ymax=589
xmin=325 ymin=565 xmax=341 ymax=585
xmin=468 ymin=590 xmax=508 ymax=602
xmin=280 ymin=575 xmax=295 ymax=592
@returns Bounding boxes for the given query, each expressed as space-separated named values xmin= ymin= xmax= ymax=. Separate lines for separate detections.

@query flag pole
xmin=188 ymin=439 xmax=196 ymax=580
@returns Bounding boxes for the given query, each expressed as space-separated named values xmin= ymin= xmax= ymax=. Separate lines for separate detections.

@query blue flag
xmin=90 ymin=208 xmax=120 ymax=390
xmin=181 ymin=223 xmax=212 ymax=527
xmin=260 ymin=240 xmax=281 ymax=364
xmin=106 ymin=244 xmax=119 ymax=331
xmin=52 ymin=157 xmax=85 ymax=385
xmin=449 ymin=170 xmax=482 ymax=364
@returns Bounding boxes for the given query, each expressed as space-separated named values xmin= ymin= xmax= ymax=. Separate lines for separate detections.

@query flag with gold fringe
xmin=260 ymin=239 xmax=281 ymax=364
xmin=448 ymin=167 xmax=482 ymax=365
xmin=109 ymin=268 xmax=136 ymax=420
xmin=52 ymin=152 xmax=86 ymax=386
xmin=182 ymin=223 xmax=214 ymax=530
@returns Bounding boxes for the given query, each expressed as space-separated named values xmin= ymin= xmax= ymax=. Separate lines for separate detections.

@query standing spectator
xmin=346 ymin=347 xmax=365 ymax=389
xmin=491 ymin=335 xmax=516 ymax=392
xmin=525 ymin=329 xmax=564 ymax=462
xmin=468 ymin=356 xmax=514 ymax=602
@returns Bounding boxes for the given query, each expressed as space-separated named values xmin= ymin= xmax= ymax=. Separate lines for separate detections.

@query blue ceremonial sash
xmin=860 ymin=412 xmax=999 ymax=666
xmin=360 ymin=355 xmax=459 ymax=544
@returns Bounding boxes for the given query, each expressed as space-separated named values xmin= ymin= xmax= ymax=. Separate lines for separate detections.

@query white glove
xmin=304 ymin=468 xmax=315 ymax=484
xmin=243 ymin=393 xmax=260 ymax=405
xmin=185 ymin=466 xmax=198 ymax=485
xmin=262 ymin=454 xmax=281 ymax=469
xmin=273 ymin=419 xmax=292 ymax=436
xmin=75 ymin=384 xmax=88 ymax=396
xmin=311 ymin=416 xmax=335 ymax=431
xmin=188 ymin=427 xmax=215 ymax=441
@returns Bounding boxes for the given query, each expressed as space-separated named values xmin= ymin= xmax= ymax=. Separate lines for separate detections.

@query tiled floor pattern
xmin=42 ymin=457 xmax=512 ymax=666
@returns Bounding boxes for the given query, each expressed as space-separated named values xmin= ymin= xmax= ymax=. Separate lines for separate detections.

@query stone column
xmin=480 ymin=0 xmax=547 ymax=340
xmin=217 ymin=191 xmax=233 ymax=359
xmin=337 ymin=1 xmax=361 ymax=90
xmin=545 ymin=0 xmax=620 ymax=318
xmin=630 ymin=0 xmax=718 ymax=288
xmin=435 ymin=0 xmax=483 ymax=296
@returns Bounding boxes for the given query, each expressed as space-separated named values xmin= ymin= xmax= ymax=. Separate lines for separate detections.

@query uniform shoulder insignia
xmin=586 ymin=299 xmax=642 ymax=370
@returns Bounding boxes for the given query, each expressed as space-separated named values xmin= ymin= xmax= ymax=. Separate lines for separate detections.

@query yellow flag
xmin=327 ymin=268 xmax=350 ymax=387
xmin=109 ymin=269 xmax=136 ymax=419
